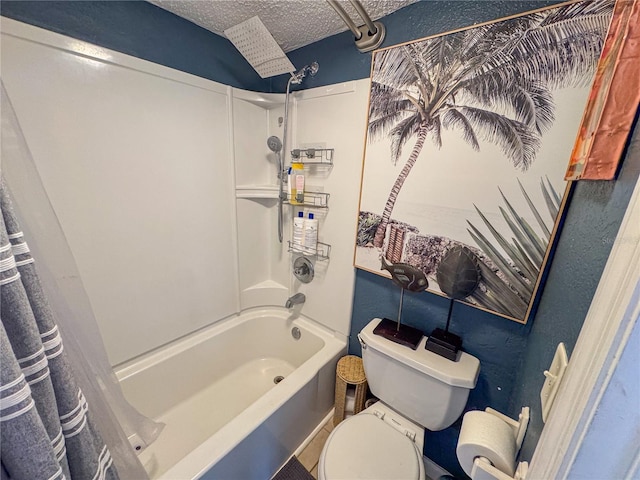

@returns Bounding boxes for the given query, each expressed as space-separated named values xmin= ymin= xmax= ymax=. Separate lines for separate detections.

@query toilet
xmin=318 ymin=318 xmax=480 ymax=480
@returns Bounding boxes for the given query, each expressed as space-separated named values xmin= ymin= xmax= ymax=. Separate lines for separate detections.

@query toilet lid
xmin=321 ymin=413 xmax=422 ymax=479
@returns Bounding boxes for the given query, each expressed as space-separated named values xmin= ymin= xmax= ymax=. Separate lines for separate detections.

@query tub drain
xmin=273 ymin=375 xmax=285 ymax=384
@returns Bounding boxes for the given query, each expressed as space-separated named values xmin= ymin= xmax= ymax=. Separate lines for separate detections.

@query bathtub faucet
xmin=285 ymin=293 xmax=306 ymax=309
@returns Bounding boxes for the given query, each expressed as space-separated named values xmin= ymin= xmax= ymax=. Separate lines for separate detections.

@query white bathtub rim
xmin=114 ymin=307 xmax=345 ymax=382
xmin=116 ymin=307 xmax=347 ymax=479
xmin=161 ymin=333 xmax=345 ymax=479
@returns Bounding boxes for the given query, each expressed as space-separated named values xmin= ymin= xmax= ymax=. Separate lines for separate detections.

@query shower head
xmin=267 ymin=136 xmax=282 ymax=153
xmin=290 ymin=62 xmax=319 ymax=85
xmin=224 ymin=16 xmax=295 ymax=79
xmin=306 ymin=62 xmax=319 ymax=77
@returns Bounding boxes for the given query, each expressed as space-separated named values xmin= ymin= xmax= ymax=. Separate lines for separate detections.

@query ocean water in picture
xmin=393 ymin=202 xmax=506 ymax=248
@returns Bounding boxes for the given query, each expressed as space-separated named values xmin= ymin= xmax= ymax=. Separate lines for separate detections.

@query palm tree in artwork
xmin=368 ymin=0 xmax=612 ymax=249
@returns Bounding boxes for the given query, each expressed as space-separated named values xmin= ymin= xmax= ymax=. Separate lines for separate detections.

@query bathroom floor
xmin=297 ymin=417 xmax=334 ymax=478
xmin=298 ymin=417 xmax=435 ymax=480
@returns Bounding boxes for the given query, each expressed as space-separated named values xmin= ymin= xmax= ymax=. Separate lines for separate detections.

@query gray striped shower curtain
xmin=0 ymin=184 xmax=119 ymax=480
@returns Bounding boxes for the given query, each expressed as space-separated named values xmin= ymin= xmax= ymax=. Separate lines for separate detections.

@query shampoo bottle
xmin=304 ymin=213 xmax=318 ymax=254
xmin=291 ymin=162 xmax=305 ymax=204
xmin=293 ymin=211 xmax=305 ymax=251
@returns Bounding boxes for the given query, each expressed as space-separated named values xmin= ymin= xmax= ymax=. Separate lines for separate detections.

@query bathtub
xmin=115 ymin=308 xmax=347 ymax=479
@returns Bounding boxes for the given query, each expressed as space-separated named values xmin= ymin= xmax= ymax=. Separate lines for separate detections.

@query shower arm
xmin=326 ymin=0 xmax=386 ymax=53
xmin=279 ymin=63 xmax=318 ymax=243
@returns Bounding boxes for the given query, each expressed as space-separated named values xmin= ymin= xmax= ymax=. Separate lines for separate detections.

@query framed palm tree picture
xmin=354 ymin=0 xmax=615 ymax=323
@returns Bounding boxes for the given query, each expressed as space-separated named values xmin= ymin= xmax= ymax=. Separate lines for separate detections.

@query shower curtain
xmin=0 ymin=81 xmax=163 ymax=479
xmin=1 ymin=185 xmax=118 ymax=479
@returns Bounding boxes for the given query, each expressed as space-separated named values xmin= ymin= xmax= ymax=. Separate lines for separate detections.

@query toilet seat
xmin=319 ymin=412 xmax=425 ymax=480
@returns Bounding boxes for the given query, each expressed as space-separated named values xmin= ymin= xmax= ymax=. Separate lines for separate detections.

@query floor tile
xmin=298 ymin=428 xmax=330 ymax=471
xmin=310 ymin=464 xmax=318 ymax=479
xmin=323 ymin=418 xmax=335 ymax=434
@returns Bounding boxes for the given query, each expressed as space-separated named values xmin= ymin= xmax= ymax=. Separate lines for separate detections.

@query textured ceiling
xmin=148 ymin=0 xmax=418 ymax=52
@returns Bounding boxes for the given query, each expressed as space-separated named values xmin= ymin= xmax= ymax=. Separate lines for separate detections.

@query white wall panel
xmin=232 ymin=93 xmax=289 ymax=309
xmin=232 ymin=97 xmax=273 ymax=186
xmin=1 ymin=20 xmax=239 ymax=365
xmin=266 ymin=104 xmax=292 ymax=293
xmin=292 ymin=80 xmax=370 ymax=336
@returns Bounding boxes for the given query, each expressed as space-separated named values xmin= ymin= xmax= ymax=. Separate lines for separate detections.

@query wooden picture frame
xmin=354 ymin=0 xmax=614 ymax=323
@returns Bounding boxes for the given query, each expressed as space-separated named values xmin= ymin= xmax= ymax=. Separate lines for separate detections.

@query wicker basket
xmin=333 ymin=355 xmax=368 ymax=426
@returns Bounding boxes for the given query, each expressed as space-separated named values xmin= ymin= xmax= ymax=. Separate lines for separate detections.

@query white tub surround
xmin=1 ymin=18 xmax=239 ymax=365
xmin=116 ymin=309 xmax=346 ymax=479
xmin=1 ymin=18 xmax=366 ymax=366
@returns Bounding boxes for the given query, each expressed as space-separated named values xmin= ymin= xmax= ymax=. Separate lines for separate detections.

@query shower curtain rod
xmin=326 ymin=0 xmax=385 ymax=53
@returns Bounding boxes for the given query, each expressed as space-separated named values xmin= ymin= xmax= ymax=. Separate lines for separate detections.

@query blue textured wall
xmin=3 ymin=1 xmax=639 ymax=478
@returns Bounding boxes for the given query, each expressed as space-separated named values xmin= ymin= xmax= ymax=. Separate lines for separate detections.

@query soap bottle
xmin=286 ymin=167 xmax=293 ymax=201
xmin=304 ymin=212 xmax=318 ymax=254
xmin=293 ymin=211 xmax=305 ymax=251
xmin=291 ymin=162 xmax=304 ymax=205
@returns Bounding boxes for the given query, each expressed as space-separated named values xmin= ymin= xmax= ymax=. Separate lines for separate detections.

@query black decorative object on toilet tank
xmin=374 ymin=257 xmax=428 ymax=350
xmin=426 ymin=246 xmax=482 ymax=361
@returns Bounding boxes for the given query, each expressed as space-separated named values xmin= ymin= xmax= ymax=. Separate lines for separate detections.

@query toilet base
xmin=318 ymin=403 xmax=426 ymax=480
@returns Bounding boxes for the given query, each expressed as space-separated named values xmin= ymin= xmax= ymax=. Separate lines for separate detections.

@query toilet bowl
xmin=318 ymin=402 xmax=425 ymax=480
xmin=318 ymin=318 xmax=480 ymax=480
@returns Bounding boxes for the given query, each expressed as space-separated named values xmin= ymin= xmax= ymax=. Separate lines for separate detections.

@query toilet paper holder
xmin=484 ymin=406 xmax=529 ymax=450
xmin=471 ymin=407 xmax=530 ymax=480
xmin=472 ymin=457 xmax=529 ymax=480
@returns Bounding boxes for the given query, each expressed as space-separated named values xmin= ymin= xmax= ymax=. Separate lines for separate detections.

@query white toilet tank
xmin=359 ymin=318 xmax=480 ymax=431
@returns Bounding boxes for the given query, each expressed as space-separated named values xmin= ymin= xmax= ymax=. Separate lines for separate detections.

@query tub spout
xmin=285 ymin=293 xmax=306 ymax=309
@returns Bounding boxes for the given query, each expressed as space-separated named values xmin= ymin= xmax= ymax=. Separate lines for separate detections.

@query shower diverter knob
xmin=293 ymin=256 xmax=314 ymax=283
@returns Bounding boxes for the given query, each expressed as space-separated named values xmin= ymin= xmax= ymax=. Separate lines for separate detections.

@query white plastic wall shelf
xmin=290 ymin=148 xmax=334 ymax=166
xmin=235 ymin=185 xmax=279 ymax=199
xmin=288 ymin=241 xmax=331 ymax=260
xmin=285 ymin=191 xmax=329 ymax=208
